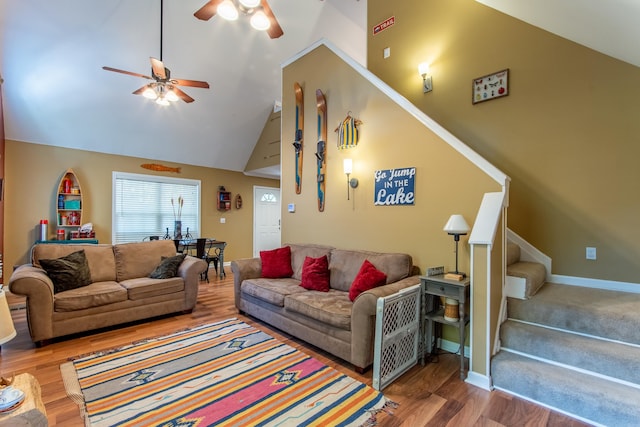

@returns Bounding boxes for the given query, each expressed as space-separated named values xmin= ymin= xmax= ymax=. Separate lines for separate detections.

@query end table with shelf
xmin=420 ymin=274 xmax=471 ymax=379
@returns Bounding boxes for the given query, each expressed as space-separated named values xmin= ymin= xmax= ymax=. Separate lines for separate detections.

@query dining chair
xmin=196 ymin=238 xmax=219 ymax=282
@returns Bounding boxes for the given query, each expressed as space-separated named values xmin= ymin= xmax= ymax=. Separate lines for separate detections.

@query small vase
xmin=174 ymin=220 xmax=182 ymax=239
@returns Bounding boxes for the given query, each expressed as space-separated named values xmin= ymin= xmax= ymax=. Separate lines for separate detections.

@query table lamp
xmin=443 ymin=214 xmax=470 ymax=278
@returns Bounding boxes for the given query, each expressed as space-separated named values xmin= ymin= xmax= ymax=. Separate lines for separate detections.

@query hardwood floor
xmin=0 ymin=273 xmax=590 ymax=427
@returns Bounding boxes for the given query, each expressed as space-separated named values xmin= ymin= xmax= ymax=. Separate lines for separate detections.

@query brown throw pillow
xmin=149 ymin=254 xmax=186 ymax=279
xmin=39 ymin=249 xmax=93 ymax=294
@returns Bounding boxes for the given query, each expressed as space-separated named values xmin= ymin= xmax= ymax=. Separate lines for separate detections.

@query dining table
xmin=174 ymin=238 xmax=227 ymax=279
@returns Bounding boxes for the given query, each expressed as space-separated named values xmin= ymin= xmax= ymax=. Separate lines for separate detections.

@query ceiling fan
xmin=194 ymin=0 xmax=284 ymax=39
xmin=103 ymin=0 xmax=210 ymax=105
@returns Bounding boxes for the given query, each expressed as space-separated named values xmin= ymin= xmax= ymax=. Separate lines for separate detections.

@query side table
xmin=420 ymin=274 xmax=471 ymax=379
xmin=0 ymin=373 xmax=47 ymax=426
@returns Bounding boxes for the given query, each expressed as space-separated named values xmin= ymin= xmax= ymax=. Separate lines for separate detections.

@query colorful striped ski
xmin=293 ymin=82 xmax=304 ymax=194
xmin=315 ymin=89 xmax=327 ymax=212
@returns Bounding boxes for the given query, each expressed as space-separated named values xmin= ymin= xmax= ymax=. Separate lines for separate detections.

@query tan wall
xmin=281 ymin=44 xmax=502 ymax=273
xmin=368 ymin=0 xmax=640 ymax=284
xmin=245 ymin=110 xmax=281 ymax=173
xmin=4 ymin=140 xmax=278 ymax=278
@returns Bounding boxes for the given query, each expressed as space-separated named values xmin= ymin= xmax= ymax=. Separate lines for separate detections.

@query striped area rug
xmin=61 ymin=318 xmax=396 ymax=426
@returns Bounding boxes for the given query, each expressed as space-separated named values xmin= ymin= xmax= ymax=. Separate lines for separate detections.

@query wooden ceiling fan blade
xmin=261 ymin=0 xmax=284 ymax=39
xmin=132 ymin=86 xmax=147 ymax=95
xmin=172 ymin=87 xmax=195 ymax=103
xmin=172 ymin=79 xmax=210 ymax=89
xmin=102 ymin=66 xmax=153 ymax=80
xmin=150 ymin=57 xmax=167 ymax=80
xmin=194 ymin=0 xmax=223 ymax=21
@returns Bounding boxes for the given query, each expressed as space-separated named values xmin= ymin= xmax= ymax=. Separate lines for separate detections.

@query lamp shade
xmin=0 ymin=290 xmax=16 ymax=346
xmin=343 ymin=158 xmax=353 ymax=175
xmin=443 ymin=214 xmax=470 ymax=235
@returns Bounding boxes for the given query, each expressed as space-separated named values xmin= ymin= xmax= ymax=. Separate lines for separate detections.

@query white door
xmin=253 ymin=186 xmax=281 ymax=257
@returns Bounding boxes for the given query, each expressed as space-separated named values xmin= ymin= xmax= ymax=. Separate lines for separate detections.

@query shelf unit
xmin=217 ymin=189 xmax=231 ymax=211
xmin=56 ymin=169 xmax=83 ymax=230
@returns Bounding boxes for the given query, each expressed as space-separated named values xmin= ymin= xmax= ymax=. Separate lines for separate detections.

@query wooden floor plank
xmin=0 ymin=273 xmax=592 ymax=426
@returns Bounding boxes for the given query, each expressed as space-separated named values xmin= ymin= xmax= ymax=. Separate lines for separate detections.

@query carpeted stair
xmin=492 ymin=243 xmax=640 ymax=426
xmin=506 ymin=242 xmax=546 ymax=299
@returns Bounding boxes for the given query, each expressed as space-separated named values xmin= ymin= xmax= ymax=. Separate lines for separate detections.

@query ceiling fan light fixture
xmin=165 ymin=87 xmax=180 ymax=102
xmin=218 ymin=0 xmax=239 ymax=21
xmin=142 ymin=85 xmax=158 ymax=99
xmin=156 ymin=96 xmax=170 ymax=106
xmin=250 ymin=10 xmax=271 ymax=31
xmin=239 ymin=0 xmax=261 ymax=9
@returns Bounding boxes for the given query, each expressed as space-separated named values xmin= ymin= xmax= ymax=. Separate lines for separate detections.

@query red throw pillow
xmin=349 ymin=260 xmax=387 ymax=301
xmin=260 ymin=246 xmax=293 ymax=278
xmin=300 ymin=255 xmax=330 ymax=292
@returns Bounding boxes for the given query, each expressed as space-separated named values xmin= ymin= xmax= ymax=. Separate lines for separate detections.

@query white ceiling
xmin=1 ymin=0 xmax=637 ymax=178
xmin=0 ymin=0 xmax=367 ymax=175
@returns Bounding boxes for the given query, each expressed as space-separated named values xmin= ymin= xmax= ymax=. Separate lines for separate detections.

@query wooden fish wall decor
xmin=140 ymin=163 xmax=181 ymax=173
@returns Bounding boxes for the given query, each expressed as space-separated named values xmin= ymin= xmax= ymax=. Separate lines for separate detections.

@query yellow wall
xmin=368 ymin=0 xmax=640 ymax=284
xmin=4 ymin=140 xmax=278 ymax=278
xmin=281 ymin=44 xmax=502 ymax=273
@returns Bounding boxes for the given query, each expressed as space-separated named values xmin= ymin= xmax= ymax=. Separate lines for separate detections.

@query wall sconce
xmin=443 ymin=214 xmax=470 ymax=278
xmin=343 ymin=159 xmax=359 ymax=200
xmin=418 ymin=62 xmax=433 ymax=93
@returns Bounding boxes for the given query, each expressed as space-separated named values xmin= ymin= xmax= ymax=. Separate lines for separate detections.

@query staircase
xmin=491 ymin=243 xmax=640 ymax=426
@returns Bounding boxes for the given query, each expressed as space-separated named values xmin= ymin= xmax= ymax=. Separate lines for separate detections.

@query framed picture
xmin=473 ymin=69 xmax=509 ymax=104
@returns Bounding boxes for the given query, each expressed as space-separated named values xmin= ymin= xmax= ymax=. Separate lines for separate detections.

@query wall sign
xmin=473 ymin=69 xmax=509 ymax=104
xmin=374 ymin=167 xmax=416 ymax=206
xmin=373 ymin=16 xmax=395 ymax=35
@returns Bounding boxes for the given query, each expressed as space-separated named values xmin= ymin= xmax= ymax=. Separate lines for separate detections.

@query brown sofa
xmin=8 ymin=240 xmax=206 ymax=345
xmin=231 ymin=243 xmax=420 ymax=372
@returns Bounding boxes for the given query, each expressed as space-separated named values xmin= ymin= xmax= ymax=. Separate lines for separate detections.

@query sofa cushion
xmin=32 ymin=244 xmax=117 ymax=283
xmin=114 ymin=240 xmax=177 ymax=282
xmin=241 ymin=278 xmax=305 ymax=307
xmin=149 ymin=254 xmax=186 ymax=279
xmin=120 ymin=277 xmax=185 ymax=300
xmin=288 ymin=244 xmax=334 ymax=281
xmin=329 ymin=249 xmax=412 ymax=292
xmin=54 ymin=281 xmax=127 ymax=312
xmin=300 ymin=255 xmax=330 ymax=292
xmin=285 ymin=290 xmax=352 ymax=331
xmin=260 ymin=246 xmax=293 ymax=278
xmin=39 ymin=250 xmax=93 ymax=294
xmin=349 ymin=260 xmax=387 ymax=301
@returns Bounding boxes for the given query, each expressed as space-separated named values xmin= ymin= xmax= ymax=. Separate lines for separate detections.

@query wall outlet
xmin=383 ymin=47 xmax=391 ymax=59
xmin=220 ymin=218 xmax=226 ymax=224
xmin=586 ymin=247 xmax=596 ymax=260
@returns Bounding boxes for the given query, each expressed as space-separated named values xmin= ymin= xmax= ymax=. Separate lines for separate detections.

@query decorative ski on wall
xmin=315 ymin=89 xmax=327 ymax=212
xmin=293 ymin=82 xmax=304 ymax=194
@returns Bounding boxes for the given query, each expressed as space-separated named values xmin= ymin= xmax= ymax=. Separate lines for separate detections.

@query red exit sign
xmin=373 ymin=16 xmax=395 ymax=35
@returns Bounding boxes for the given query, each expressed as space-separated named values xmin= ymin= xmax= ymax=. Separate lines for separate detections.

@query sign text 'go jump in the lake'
xmin=374 ymin=167 xmax=416 ymax=206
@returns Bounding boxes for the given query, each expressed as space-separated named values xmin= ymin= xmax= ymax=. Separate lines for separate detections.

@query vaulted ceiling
xmin=0 ymin=0 xmax=367 ymax=175
xmin=1 ymin=0 xmax=637 ymax=179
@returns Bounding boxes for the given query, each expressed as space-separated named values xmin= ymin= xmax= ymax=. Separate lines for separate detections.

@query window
xmin=112 ymin=172 xmax=201 ymax=243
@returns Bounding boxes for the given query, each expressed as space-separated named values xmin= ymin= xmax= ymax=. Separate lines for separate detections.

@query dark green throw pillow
xmin=149 ymin=254 xmax=186 ymax=279
xmin=39 ymin=250 xmax=93 ymax=294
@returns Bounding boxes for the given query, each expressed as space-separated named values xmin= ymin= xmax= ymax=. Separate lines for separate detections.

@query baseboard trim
xmin=439 ymin=338 xmax=470 ymax=358
xmin=551 ymin=274 xmax=640 ymax=294
xmin=465 ymin=371 xmax=492 ymax=390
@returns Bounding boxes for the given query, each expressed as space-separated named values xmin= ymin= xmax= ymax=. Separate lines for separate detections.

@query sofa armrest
xmin=177 ymin=256 xmax=208 ymax=309
xmin=350 ymin=274 xmax=421 ymax=369
xmin=230 ymin=258 xmax=262 ymax=310
xmin=8 ymin=265 xmax=56 ymax=342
